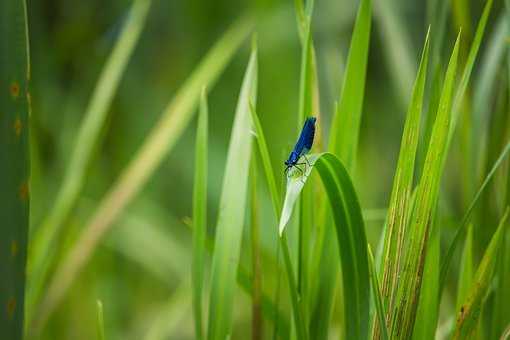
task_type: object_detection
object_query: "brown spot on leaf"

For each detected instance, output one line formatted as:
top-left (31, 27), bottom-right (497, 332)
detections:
top-left (6, 298), bottom-right (16, 319)
top-left (19, 182), bottom-right (29, 201)
top-left (13, 118), bottom-right (22, 137)
top-left (10, 82), bottom-right (20, 98)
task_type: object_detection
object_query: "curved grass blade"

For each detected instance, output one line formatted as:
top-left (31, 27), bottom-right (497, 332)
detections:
top-left (33, 18), bottom-right (253, 332)
top-left (453, 208), bottom-right (510, 339)
top-left (26, 0), bottom-right (152, 319)
top-left (328, 0), bottom-right (371, 169)
top-left (192, 88), bottom-right (208, 340)
top-left (278, 153), bottom-right (370, 339)
top-left (375, 29), bottom-right (430, 340)
top-left (439, 140), bottom-right (510, 292)
top-left (391, 33), bottom-right (460, 340)
top-left (0, 0), bottom-right (30, 338)
top-left (368, 246), bottom-right (389, 340)
top-left (313, 153), bottom-right (370, 340)
top-left (206, 44), bottom-right (257, 340)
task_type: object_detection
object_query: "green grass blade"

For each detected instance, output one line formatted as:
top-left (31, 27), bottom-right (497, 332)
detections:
top-left (328, 0), bottom-right (371, 169)
top-left (207, 44), bottom-right (257, 340)
top-left (26, 0), bottom-right (152, 315)
top-left (96, 300), bottom-right (106, 340)
top-left (249, 104), bottom-right (281, 217)
top-left (192, 88), bottom-right (208, 340)
top-left (280, 233), bottom-right (307, 340)
top-left (33, 18), bottom-right (252, 332)
top-left (277, 152), bottom-right (370, 340)
top-left (453, 208), bottom-right (510, 339)
top-left (368, 246), bottom-right (389, 340)
top-left (249, 105), bottom-right (301, 340)
top-left (0, 0), bottom-right (30, 338)
top-left (313, 153), bottom-right (370, 340)
top-left (249, 153), bottom-right (263, 340)
top-left (376, 29), bottom-right (429, 339)
top-left (391, 33), bottom-right (460, 340)
top-left (439, 140), bottom-right (510, 291)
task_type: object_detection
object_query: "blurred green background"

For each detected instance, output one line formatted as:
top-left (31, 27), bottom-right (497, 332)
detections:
top-left (25, 0), bottom-right (507, 338)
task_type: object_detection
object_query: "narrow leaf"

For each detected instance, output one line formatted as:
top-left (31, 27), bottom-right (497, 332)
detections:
top-left (376, 29), bottom-right (430, 339)
top-left (207, 45), bottom-right (257, 340)
top-left (192, 88), bottom-right (208, 340)
top-left (391, 33), bottom-right (460, 339)
top-left (0, 0), bottom-right (30, 338)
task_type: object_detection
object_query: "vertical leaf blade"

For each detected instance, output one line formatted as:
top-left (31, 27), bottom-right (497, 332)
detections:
top-left (376, 30), bottom-right (430, 339)
top-left (207, 45), bottom-right (258, 340)
top-left (391, 33), bottom-right (461, 339)
top-left (192, 89), bottom-right (208, 340)
top-left (0, 0), bottom-right (30, 338)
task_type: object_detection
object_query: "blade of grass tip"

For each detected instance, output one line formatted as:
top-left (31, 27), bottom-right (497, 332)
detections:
top-left (207, 43), bottom-right (257, 340)
top-left (368, 246), bottom-right (389, 340)
top-left (26, 0), bottom-right (152, 316)
top-left (0, 0), bottom-right (30, 338)
top-left (32, 18), bottom-right (253, 333)
top-left (192, 88), bottom-right (208, 340)
top-left (328, 0), bottom-right (371, 170)
top-left (96, 300), bottom-right (105, 340)
top-left (453, 208), bottom-right (510, 339)
top-left (439, 140), bottom-right (510, 293)
top-left (250, 153), bottom-right (262, 340)
top-left (391, 32), bottom-right (460, 340)
top-left (375, 28), bottom-right (429, 340)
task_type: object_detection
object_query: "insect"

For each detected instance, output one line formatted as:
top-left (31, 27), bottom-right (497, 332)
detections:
top-left (284, 116), bottom-right (317, 177)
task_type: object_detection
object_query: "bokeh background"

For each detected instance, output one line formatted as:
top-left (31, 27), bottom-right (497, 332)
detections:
top-left (26, 0), bottom-right (507, 338)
